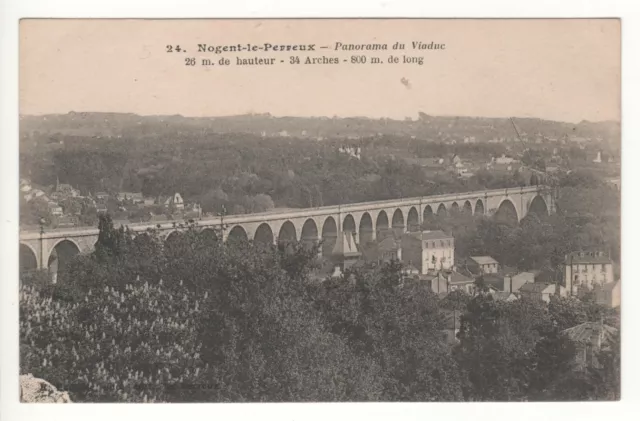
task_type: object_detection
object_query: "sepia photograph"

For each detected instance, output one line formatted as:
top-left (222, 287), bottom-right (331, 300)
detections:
top-left (15, 18), bottom-right (621, 403)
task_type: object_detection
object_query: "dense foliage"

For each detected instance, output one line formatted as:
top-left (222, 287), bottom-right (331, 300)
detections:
top-left (19, 214), bottom-right (620, 402)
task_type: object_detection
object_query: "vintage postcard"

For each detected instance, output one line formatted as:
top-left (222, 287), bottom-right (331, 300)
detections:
top-left (17, 18), bottom-right (620, 403)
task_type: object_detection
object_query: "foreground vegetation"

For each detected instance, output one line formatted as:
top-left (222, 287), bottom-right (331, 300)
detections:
top-left (19, 215), bottom-right (619, 402)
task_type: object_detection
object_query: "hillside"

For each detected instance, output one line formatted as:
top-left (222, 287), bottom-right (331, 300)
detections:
top-left (19, 112), bottom-right (621, 145)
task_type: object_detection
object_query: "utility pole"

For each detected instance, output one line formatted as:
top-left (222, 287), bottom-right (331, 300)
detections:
top-left (39, 217), bottom-right (45, 271)
top-left (218, 205), bottom-right (228, 243)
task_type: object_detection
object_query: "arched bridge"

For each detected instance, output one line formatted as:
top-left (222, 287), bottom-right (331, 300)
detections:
top-left (20, 185), bottom-right (555, 274)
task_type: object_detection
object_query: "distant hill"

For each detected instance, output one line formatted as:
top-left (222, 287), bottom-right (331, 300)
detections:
top-left (19, 112), bottom-right (621, 145)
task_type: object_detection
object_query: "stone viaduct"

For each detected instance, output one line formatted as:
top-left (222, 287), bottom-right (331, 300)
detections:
top-left (19, 185), bottom-right (554, 275)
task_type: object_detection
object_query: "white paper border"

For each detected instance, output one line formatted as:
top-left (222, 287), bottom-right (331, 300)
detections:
top-left (2, 1), bottom-right (639, 420)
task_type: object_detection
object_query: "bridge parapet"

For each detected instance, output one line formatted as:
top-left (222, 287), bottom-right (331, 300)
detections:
top-left (19, 186), bottom-right (552, 272)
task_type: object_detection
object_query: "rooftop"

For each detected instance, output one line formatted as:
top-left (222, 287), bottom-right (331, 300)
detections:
top-left (565, 252), bottom-right (613, 265)
top-left (469, 256), bottom-right (499, 265)
top-left (449, 271), bottom-right (474, 284)
top-left (405, 230), bottom-right (453, 241)
top-left (490, 291), bottom-right (517, 302)
top-left (378, 235), bottom-right (401, 252)
top-left (519, 282), bottom-right (555, 293)
top-left (562, 322), bottom-right (618, 345)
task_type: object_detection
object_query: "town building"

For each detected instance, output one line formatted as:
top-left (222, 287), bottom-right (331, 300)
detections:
top-left (488, 291), bottom-right (518, 302)
top-left (47, 202), bottom-right (63, 216)
top-left (493, 154), bottom-right (518, 165)
top-left (518, 282), bottom-right (567, 303)
top-left (562, 322), bottom-right (618, 371)
top-left (361, 235), bottom-right (401, 265)
top-left (401, 230), bottom-right (454, 274)
top-left (503, 271), bottom-right (536, 293)
top-left (95, 192), bottom-right (110, 201)
top-left (117, 192), bottom-right (144, 203)
top-left (338, 146), bottom-right (362, 160)
top-left (564, 251), bottom-right (614, 296)
top-left (593, 280), bottom-right (621, 308)
top-left (482, 270), bottom-right (534, 293)
top-left (164, 193), bottom-right (185, 211)
top-left (429, 270), bottom-right (475, 295)
top-left (467, 256), bottom-right (499, 274)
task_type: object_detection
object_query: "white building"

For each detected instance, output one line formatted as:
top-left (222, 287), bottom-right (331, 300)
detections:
top-left (494, 154), bottom-right (517, 165)
top-left (467, 256), bottom-right (499, 274)
top-left (164, 193), bottom-right (185, 211)
top-left (564, 251), bottom-right (615, 296)
top-left (402, 230), bottom-right (455, 274)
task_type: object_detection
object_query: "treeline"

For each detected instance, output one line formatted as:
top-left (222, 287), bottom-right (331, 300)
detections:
top-left (19, 215), bottom-right (619, 402)
top-left (19, 112), bottom-right (621, 143)
top-left (21, 134), bottom-right (525, 213)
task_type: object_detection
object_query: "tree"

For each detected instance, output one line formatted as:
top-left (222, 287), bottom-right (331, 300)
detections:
top-left (310, 261), bottom-right (465, 401)
top-left (455, 296), bottom-right (553, 401)
top-left (23, 223), bottom-right (383, 402)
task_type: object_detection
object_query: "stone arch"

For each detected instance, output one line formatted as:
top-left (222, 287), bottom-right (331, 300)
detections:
top-left (528, 195), bottom-right (549, 217)
top-left (199, 228), bottom-right (219, 245)
top-left (474, 199), bottom-right (485, 216)
top-left (277, 221), bottom-right (297, 254)
top-left (437, 203), bottom-right (448, 217)
top-left (164, 230), bottom-right (183, 246)
top-left (227, 225), bottom-right (249, 243)
top-left (343, 214), bottom-right (357, 235)
top-left (375, 210), bottom-right (390, 240)
top-left (407, 207), bottom-right (420, 232)
top-left (495, 199), bottom-right (519, 226)
top-left (422, 205), bottom-right (435, 229)
top-left (321, 217), bottom-right (338, 257)
top-left (47, 239), bottom-right (80, 283)
top-left (20, 243), bottom-right (38, 272)
top-left (164, 230), bottom-right (188, 255)
top-left (278, 221), bottom-right (297, 245)
top-left (359, 212), bottom-right (374, 245)
top-left (423, 205), bottom-right (434, 219)
top-left (301, 218), bottom-right (319, 250)
top-left (463, 200), bottom-right (473, 215)
top-left (392, 208), bottom-right (405, 236)
top-left (450, 202), bottom-right (460, 214)
top-left (254, 223), bottom-right (275, 245)
top-left (133, 232), bottom-right (154, 248)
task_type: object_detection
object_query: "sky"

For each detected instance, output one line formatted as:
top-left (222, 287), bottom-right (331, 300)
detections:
top-left (19, 19), bottom-right (620, 123)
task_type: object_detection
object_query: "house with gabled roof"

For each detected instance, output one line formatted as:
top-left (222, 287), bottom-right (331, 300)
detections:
top-left (467, 256), bottom-right (499, 274)
top-left (562, 322), bottom-right (618, 370)
top-left (518, 282), bottom-right (567, 303)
